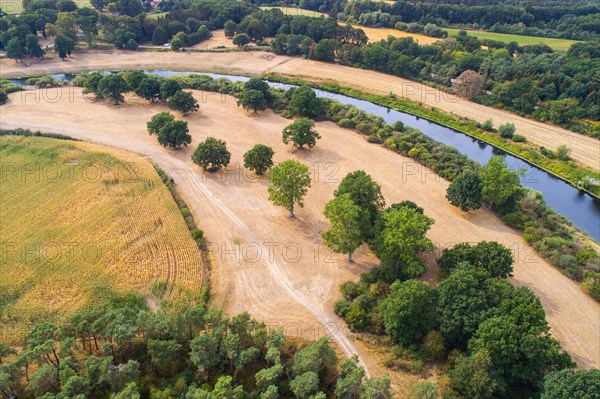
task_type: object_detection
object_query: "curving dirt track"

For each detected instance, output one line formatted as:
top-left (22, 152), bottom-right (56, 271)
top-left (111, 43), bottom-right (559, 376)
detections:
top-left (1, 51), bottom-right (598, 170)
top-left (1, 88), bottom-right (598, 377)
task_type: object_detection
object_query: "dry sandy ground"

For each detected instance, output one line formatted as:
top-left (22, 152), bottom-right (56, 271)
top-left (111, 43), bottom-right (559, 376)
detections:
top-left (344, 23), bottom-right (440, 45)
top-left (191, 29), bottom-right (234, 50)
top-left (1, 51), bottom-right (597, 170)
top-left (1, 89), bottom-right (598, 379)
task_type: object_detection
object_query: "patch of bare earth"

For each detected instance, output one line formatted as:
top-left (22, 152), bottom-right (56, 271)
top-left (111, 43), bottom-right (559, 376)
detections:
top-left (2, 89), bottom-right (598, 386)
top-left (1, 51), bottom-right (596, 170)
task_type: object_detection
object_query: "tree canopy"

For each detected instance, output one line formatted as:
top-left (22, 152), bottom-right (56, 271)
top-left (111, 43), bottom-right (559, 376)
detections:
top-left (267, 159), bottom-right (311, 218)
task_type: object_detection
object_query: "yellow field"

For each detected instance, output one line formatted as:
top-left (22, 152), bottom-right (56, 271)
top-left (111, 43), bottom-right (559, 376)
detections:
top-left (260, 6), bottom-right (327, 18)
top-left (0, 135), bottom-right (204, 343)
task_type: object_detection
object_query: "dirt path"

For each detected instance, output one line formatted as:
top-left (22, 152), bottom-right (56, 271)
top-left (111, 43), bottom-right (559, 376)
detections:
top-left (1, 89), bottom-right (598, 377)
top-left (1, 51), bottom-right (597, 170)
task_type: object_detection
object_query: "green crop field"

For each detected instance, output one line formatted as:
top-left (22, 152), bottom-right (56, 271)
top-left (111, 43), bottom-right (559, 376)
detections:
top-left (443, 28), bottom-right (579, 51)
top-left (0, 136), bottom-right (204, 344)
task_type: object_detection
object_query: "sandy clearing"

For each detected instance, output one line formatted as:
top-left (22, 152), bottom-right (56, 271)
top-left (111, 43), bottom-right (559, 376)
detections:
top-left (343, 23), bottom-right (440, 45)
top-left (191, 29), bottom-right (235, 50)
top-left (1, 51), bottom-right (597, 170)
top-left (2, 88), bottom-right (598, 375)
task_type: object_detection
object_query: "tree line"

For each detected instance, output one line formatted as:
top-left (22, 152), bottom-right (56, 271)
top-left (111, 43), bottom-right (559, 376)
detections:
top-left (0, 290), bottom-right (392, 398)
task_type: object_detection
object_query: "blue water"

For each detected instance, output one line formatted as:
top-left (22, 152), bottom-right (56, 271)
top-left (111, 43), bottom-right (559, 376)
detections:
top-left (11, 71), bottom-right (600, 240)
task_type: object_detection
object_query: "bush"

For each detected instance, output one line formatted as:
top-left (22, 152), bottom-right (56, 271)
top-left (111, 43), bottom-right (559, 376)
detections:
top-left (583, 271), bottom-right (600, 301)
top-left (338, 118), bottom-right (355, 128)
top-left (422, 331), bottom-right (446, 361)
top-left (498, 122), bottom-right (516, 139)
top-left (0, 90), bottom-right (7, 104)
top-left (512, 134), bottom-right (526, 142)
top-left (334, 300), bottom-right (351, 317)
top-left (555, 145), bottom-right (572, 161)
top-left (191, 229), bottom-right (204, 242)
top-left (481, 119), bottom-right (494, 131)
top-left (126, 38), bottom-right (139, 50)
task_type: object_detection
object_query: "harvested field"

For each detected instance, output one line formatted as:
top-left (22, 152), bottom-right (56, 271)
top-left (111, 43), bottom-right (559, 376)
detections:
top-left (1, 51), bottom-right (596, 170)
top-left (1, 88), bottom-right (598, 379)
top-left (443, 28), bottom-right (579, 51)
top-left (0, 135), bottom-right (204, 343)
top-left (342, 23), bottom-right (440, 45)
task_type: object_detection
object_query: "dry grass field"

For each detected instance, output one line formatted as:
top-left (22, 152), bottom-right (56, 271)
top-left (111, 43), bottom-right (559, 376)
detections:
top-left (1, 51), bottom-right (596, 170)
top-left (1, 88), bottom-right (598, 387)
top-left (0, 136), bottom-right (204, 343)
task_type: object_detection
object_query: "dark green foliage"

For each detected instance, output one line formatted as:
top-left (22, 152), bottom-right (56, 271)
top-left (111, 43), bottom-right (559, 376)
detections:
top-left (157, 120), bottom-right (192, 148)
top-left (97, 74), bottom-right (131, 104)
top-left (232, 32), bottom-right (250, 46)
top-left (287, 85), bottom-right (323, 118)
top-left (243, 144), bottom-right (274, 175)
top-left (159, 79), bottom-right (182, 102)
top-left (192, 137), bottom-right (231, 172)
top-left (136, 77), bottom-right (162, 102)
top-left (237, 89), bottom-right (267, 113)
top-left (437, 241), bottom-right (514, 278)
top-left (167, 91), bottom-right (199, 115)
top-left (282, 117), bottom-right (322, 149)
top-left (541, 369), bottom-right (600, 399)
top-left (334, 170), bottom-right (385, 228)
top-left (446, 169), bottom-right (483, 211)
top-left (379, 279), bottom-right (437, 346)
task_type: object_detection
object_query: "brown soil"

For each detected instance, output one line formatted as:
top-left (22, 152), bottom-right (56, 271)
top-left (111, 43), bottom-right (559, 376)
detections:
top-left (2, 89), bottom-right (598, 382)
top-left (1, 51), bottom-right (597, 170)
top-left (343, 23), bottom-right (440, 45)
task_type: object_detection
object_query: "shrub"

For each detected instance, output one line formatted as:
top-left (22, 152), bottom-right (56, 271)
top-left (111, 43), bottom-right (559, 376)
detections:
top-left (338, 118), bottom-right (355, 128)
top-left (555, 145), bottom-right (572, 161)
top-left (583, 271), bottom-right (600, 301)
top-left (512, 134), bottom-right (526, 142)
top-left (334, 300), bottom-right (351, 317)
top-left (422, 331), bottom-right (446, 361)
top-left (481, 119), bottom-right (494, 131)
top-left (498, 122), bottom-right (516, 139)
top-left (0, 90), bottom-right (7, 104)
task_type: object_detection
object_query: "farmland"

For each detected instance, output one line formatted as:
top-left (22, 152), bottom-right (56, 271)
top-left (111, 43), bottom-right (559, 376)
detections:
top-left (0, 135), bottom-right (205, 343)
top-left (443, 28), bottom-right (579, 51)
top-left (1, 87), bottom-right (598, 377)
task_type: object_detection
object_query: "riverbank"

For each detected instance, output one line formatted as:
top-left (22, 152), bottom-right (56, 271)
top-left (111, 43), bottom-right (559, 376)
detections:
top-left (266, 74), bottom-right (600, 199)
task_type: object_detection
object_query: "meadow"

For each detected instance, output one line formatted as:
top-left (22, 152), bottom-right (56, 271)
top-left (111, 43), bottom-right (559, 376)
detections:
top-left (0, 135), bottom-right (204, 343)
top-left (443, 27), bottom-right (579, 50)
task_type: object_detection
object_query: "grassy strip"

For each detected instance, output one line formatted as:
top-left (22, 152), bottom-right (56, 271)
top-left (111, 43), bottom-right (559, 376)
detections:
top-left (265, 74), bottom-right (600, 198)
top-left (153, 165), bottom-right (211, 296)
top-left (0, 128), bottom-right (78, 141)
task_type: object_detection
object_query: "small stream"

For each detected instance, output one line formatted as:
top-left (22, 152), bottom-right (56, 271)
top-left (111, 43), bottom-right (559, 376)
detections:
top-left (11, 70), bottom-right (600, 240)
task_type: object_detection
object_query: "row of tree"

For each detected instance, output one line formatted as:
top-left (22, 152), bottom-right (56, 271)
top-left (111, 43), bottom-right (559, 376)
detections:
top-left (0, 291), bottom-right (392, 398)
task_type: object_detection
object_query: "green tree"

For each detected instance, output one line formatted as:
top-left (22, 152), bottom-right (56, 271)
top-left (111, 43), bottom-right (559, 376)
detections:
top-left (282, 118), bottom-right (321, 149)
top-left (0, 90), bottom-right (7, 105)
top-left (334, 355), bottom-right (365, 399)
top-left (267, 159), bottom-right (311, 218)
top-left (541, 369), bottom-right (600, 399)
top-left (446, 169), bottom-right (483, 211)
top-left (97, 74), bottom-right (131, 104)
top-left (6, 38), bottom-right (25, 62)
top-left (157, 120), bottom-right (192, 148)
top-left (376, 206), bottom-right (434, 277)
top-left (136, 77), bottom-right (162, 102)
top-left (335, 170), bottom-right (385, 228)
top-left (379, 279), bottom-right (436, 346)
top-left (147, 339), bottom-right (181, 373)
top-left (237, 89), bottom-right (267, 113)
top-left (292, 337), bottom-right (337, 378)
top-left (159, 79), bottom-right (182, 102)
top-left (125, 38), bottom-right (138, 50)
top-left (54, 34), bottom-right (75, 60)
top-left (147, 112), bottom-right (175, 135)
top-left (233, 33), bottom-right (250, 47)
top-left (449, 350), bottom-right (498, 399)
top-left (113, 382), bottom-right (140, 399)
top-left (361, 375), bottom-right (392, 399)
top-left (322, 193), bottom-right (369, 261)
top-left (290, 371), bottom-right (319, 399)
top-left (224, 20), bottom-right (237, 38)
top-left (192, 137), bottom-right (231, 172)
top-left (437, 265), bottom-right (504, 348)
top-left (469, 314), bottom-right (574, 390)
top-left (243, 144), bottom-right (274, 175)
top-left (546, 98), bottom-right (580, 125)
top-left (438, 241), bottom-right (514, 278)
top-left (480, 156), bottom-right (522, 209)
top-left (288, 86), bottom-right (322, 118)
top-left (167, 91), bottom-right (199, 115)
top-left (26, 34), bottom-right (44, 58)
